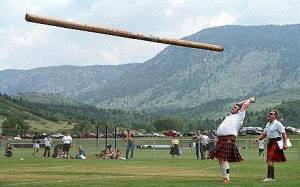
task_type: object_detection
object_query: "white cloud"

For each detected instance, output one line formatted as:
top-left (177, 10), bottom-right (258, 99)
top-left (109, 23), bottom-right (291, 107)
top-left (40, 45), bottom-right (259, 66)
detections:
top-left (209, 11), bottom-right (236, 27)
top-left (9, 28), bottom-right (44, 46)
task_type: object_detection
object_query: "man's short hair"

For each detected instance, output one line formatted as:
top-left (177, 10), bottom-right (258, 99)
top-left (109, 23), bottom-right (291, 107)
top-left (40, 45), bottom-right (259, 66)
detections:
top-left (271, 111), bottom-right (278, 118)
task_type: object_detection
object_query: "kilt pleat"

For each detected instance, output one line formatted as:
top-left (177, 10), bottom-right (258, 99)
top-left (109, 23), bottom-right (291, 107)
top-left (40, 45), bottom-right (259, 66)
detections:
top-left (209, 135), bottom-right (243, 162)
top-left (267, 139), bottom-right (286, 162)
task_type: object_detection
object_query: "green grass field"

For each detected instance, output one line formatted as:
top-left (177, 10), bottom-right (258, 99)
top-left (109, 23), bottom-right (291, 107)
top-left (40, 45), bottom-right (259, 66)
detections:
top-left (1, 138), bottom-right (300, 187)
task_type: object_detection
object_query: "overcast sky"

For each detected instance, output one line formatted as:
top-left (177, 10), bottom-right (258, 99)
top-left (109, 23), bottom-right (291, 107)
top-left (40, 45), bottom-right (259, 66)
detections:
top-left (0, 0), bottom-right (299, 70)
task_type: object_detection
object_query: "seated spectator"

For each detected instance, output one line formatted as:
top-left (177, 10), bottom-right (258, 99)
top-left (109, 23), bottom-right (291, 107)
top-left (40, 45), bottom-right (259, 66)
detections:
top-left (75, 146), bottom-right (86, 160)
top-left (52, 144), bottom-right (64, 158)
top-left (4, 144), bottom-right (13, 157)
top-left (102, 145), bottom-right (115, 159)
top-left (115, 149), bottom-right (126, 160)
top-left (93, 145), bottom-right (125, 160)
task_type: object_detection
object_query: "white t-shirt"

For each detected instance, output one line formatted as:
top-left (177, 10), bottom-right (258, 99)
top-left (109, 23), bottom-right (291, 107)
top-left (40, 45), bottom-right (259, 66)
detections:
top-left (201, 135), bottom-right (209, 145)
top-left (44, 137), bottom-right (52, 147)
top-left (216, 110), bottom-right (246, 137)
top-left (62, 135), bottom-right (72, 144)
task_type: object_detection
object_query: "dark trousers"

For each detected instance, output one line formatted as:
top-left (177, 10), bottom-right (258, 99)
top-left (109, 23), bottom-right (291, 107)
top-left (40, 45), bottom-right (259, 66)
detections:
top-left (126, 140), bottom-right (134, 160)
top-left (44, 146), bottom-right (51, 158)
top-left (196, 143), bottom-right (204, 160)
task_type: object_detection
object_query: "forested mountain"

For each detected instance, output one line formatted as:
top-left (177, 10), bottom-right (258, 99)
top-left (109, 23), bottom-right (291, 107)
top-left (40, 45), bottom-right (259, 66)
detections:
top-left (0, 64), bottom-right (137, 96)
top-left (79, 24), bottom-right (300, 113)
top-left (0, 24), bottom-right (299, 118)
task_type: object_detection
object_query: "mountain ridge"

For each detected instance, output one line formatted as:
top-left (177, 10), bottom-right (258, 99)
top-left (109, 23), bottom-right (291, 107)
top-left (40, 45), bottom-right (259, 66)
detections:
top-left (0, 24), bottom-right (299, 117)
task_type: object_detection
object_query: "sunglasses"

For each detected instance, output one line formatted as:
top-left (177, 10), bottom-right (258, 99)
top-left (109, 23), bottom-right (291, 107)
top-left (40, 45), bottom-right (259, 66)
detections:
top-left (269, 112), bottom-right (275, 115)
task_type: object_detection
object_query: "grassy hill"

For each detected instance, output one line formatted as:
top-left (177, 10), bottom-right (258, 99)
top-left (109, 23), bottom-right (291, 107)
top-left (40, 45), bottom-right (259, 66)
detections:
top-left (0, 94), bottom-right (158, 133)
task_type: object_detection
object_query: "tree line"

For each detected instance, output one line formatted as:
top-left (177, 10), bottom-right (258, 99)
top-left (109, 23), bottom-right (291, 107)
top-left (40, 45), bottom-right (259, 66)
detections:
top-left (1, 93), bottom-right (300, 136)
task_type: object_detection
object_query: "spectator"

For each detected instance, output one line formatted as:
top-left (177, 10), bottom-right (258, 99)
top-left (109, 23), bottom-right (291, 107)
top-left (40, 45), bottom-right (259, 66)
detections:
top-left (201, 132), bottom-right (210, 159)
top-left (75, 145), bottom-right (86, 160)
top-left (256, 139), bottom-right (265, 159)
top-left (170, 136), bottom-right (181, 159)
top-left (43, 134), bottom-right (52, 158)
top-left (52, 144), bottom-right (64, 158)
top-left (62, 132), bottom-right (72, 158)
top-left (4, 144), bottom-right (13, 157)
top-left (192, 131), bottom-right (203, 160)
top-left (124, 130), bottom-right (134, 160)
top-left (32, 132), bottom-right (40, 157)
top-left (116, 148), bottom-right (126, 160)
top-left (207, 130), bottom-right (217, 159)
top-left (101, 145), bottom-right (114, 159)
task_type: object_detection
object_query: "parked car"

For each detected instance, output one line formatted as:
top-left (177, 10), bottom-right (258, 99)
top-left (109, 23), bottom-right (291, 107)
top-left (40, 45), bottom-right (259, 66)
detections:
top-left (21, 133), bottom-right (32, 139)
top-left (134, 132), bottom-right (145, 137)
top-left (84, 132), bottom-right (96, 138)
top-left (286, 126), bottom-right (300, 134)
top-left (239, 126), bottom-right (263, 135)
top-left (13, 136), bottom-right (22, 140)
top-left (52, 133), bottom-right (64, 139)
top-left (183, 132), bottom-right (196, 137)
top-left (163, 130), bottom-right (180, 137)
top-left (144, 132), bottom-right (164, 137)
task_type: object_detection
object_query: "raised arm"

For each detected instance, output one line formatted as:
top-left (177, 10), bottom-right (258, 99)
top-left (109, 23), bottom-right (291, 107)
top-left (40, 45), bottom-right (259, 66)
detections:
top-left (239, 96), bottom-right (255, 112)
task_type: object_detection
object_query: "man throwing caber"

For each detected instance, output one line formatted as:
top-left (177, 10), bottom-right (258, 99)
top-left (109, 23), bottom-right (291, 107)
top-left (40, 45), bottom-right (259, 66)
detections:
top-left (210, 96), bottom-right (255, 184)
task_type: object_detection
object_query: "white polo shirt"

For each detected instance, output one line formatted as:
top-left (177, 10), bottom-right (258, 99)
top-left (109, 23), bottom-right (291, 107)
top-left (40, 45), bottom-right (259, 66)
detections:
top-left (263, 120), bottom-right (285, 139)
top-left (216, 110), bottom-right (246, 137)
top-left (62, 135), bottom-right (72, 144)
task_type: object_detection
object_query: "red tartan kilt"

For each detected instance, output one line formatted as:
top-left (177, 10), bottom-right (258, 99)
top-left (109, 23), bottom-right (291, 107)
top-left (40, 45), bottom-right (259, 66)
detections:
top-left (267, 140), bottom-right (286, 162)
top-left (209, 135), bottom-right (243, 162)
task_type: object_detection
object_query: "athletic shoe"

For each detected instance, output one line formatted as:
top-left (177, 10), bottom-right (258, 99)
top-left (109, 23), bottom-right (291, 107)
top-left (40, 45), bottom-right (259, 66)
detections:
top-left (263, 178), bottom-right (276, 182)
top-left (223, 178), bottom-right (230, 184)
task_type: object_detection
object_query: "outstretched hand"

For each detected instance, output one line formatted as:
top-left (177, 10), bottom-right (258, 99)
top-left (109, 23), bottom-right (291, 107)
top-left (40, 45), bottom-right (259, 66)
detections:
top-left (253, 139), bottom-right (259, 144)
top-left (249, 96), bottom-right (256, 103)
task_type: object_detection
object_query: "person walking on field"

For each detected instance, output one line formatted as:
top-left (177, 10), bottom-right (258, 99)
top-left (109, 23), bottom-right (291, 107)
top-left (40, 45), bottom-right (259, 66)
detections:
top-left (210, 96), bottom-right (255, 184)
top-left (32, 132), bottom-right (40, 157)
top-left (62, 132), bottom-right (72, 158)
top-left (193, 131), bottom-right (202, 160)
top-left (44, 134), bottom-right (52, 158)
top-left (256, 139), bottom-right (265, 159)
top-left (255, 111), bottom-right (288, 182)
top-left (170, 135), bottom-right (181, 159)
top-left (201, 132), bottom-right (209, 159)
top-left (124, 130), bottom-right (134, 160)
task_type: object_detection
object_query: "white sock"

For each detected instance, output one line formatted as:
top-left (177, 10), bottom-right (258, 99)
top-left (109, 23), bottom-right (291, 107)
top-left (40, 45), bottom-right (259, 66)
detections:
top-left (224, 162), bottom-right (230, 180)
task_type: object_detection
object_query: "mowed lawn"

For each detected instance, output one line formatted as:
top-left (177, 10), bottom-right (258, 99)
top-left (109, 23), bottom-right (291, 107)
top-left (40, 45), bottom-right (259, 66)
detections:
top-left (0, 146), bottom-right (300, 187)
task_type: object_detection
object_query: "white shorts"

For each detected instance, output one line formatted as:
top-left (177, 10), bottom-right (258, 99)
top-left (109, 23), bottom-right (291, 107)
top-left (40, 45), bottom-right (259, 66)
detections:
top-left (33, 143), bottom-right (40, 149)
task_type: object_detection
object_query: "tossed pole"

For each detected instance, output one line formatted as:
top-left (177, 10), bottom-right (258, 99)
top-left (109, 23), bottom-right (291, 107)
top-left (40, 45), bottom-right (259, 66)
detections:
top-left (25, 13), bottom-right (224, 52)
